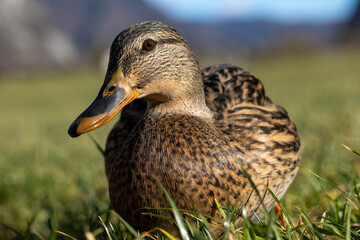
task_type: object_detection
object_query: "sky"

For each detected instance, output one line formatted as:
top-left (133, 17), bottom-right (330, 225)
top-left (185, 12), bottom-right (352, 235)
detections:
top-left (143, 0), bottom-right (356, 24)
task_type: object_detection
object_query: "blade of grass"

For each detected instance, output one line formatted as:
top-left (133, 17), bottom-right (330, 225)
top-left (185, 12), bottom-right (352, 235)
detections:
top-left (270, 222), bottom-right (282, 240)
top-left (192, 231), bottom-right (208, 240)
top-left (111, 215), bottom-right (144, 240)
top-left (322, 216), bottom-right (360, 237)
top-left (185, 218), bottom-right (195, 237)
top-left (32, 230), bottom-right (47, 240)
top-left (342, 144), bottom-right (360, 156)
top-left (141, 212), bottom-right (175, 221)
top-left (353, 178), bottom-right (360, 202)
top-left (56, 231), bottom-right (79, 240)
top-left (108, 222), bottom-right (115, 235)
top-left (214, 198), bottom-right (227, 219)
top-left (85, 232), bottom-right (96, 240)
top-left (240, 167), bottom-right (267, 211)
top-left (0, 222), bottom-right (23, 237)
top-left (301, 166), bottom-right (360, 210)
top-left (142, 207), bottom-right (214, 219)
top-left (155, 178), bottom-right (190, 240)
top-left (88, 134), bottom-right (105, 156)
top-left (297, 207), bottom-right (326, 240)
top-left (313, 222), bottom-right (342, 237)
top-left (141, 227), bottom-right (177, 240)
top-left (345, 205), bottom-right (352, 240)
top-left (264, 204), bottom-right (281, 240)
top-left (48, 211), bottom-right (58, 240)
top-left (198, 214), bottom-right (216, 240)
top-left (98, 216), bottom-right (114, 240)
top-left (91, 227), bottom-right (104, 238)
top-left (239, 166), bottom-right (273, 226)
top-left (221, 196), bottom-right (235, 240)
top-left (265, 187), bottom-right (300, 240)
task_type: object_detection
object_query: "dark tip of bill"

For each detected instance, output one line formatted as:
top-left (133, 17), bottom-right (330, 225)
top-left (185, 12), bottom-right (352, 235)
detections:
top-left (68, 122), bottom-right (80, 138)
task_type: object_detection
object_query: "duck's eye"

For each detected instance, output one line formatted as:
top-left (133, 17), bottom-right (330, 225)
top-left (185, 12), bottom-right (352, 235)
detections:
top-left (142, 39), bottom-right (156, 51)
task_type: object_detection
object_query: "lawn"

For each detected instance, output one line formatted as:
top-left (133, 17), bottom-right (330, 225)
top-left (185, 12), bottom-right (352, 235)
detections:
top-left (0, 47), bottom-right (360, 239)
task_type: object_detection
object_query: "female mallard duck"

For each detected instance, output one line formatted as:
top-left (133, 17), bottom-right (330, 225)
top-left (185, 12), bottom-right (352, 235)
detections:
top-left (68, 21), bottom-right (300, 231)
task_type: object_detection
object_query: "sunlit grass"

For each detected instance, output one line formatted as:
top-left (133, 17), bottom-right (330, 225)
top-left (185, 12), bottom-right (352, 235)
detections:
top-left (0, 69), bottom-right (114, 238)
top-left (0, 47), bottom-right (360, 238)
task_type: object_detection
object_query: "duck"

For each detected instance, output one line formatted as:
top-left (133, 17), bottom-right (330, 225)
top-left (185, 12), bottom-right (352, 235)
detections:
top-left (68, 21), bottom-right (300, 231)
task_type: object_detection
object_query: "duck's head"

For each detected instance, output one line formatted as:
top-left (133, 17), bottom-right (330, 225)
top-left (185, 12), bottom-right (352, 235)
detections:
top-left (68, 21), bottom-right (209, 138)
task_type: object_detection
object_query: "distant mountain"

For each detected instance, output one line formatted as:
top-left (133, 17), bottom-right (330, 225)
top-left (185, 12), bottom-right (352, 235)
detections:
top-left (0, 0), bottom-right (341, 73)
top-left (175, 21), bottom-right (339, 58)
top-left (0, 0), bottom-right (78, 72)
top-left (45, 0), bottom-right (173, 52)
top-left (45, 0), bottom-right (340, 58)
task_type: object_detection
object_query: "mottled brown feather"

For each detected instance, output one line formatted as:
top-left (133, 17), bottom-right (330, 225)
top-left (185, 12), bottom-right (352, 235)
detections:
top-left (105, 64), bottom-right (300, 230)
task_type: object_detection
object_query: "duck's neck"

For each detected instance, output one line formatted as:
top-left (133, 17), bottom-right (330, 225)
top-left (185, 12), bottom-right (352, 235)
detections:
top-left (147, 97), bottom-right (212, 118)
top-left (144, 69), bottom-right (212, 118)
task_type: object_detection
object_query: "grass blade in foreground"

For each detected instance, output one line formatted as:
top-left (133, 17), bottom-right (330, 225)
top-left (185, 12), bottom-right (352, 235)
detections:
top-left (301, 166), bottom-right (360, 210)
top-left (345, 205), bottom-right (352, 240)
top-left (297, 208), bottom-right (326, 240)
top-left (102, 215), bottom-right (144, 240)
top-left (265, 187), bottom-right (300, 240)
top-left (155, 178), bottom-right (190, 240)
top-left (56, 231), bottom-right (78, 240)
top-left (221, 196), bottom-right (236, 240)
top-left (99, 216), bottom-right (114, 240)
top-left (342, 144), bottom-right (360, 157)
top-left (88, 134), bottom-right (105, 156)
top-left (141, 227), bottom-right (177, 240)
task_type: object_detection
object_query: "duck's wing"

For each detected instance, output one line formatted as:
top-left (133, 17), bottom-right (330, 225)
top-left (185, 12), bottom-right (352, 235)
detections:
top-left (202, 64), bottom-right (272, 120)
top-left (202, 63), bottom-right (300, 155)
top-left (203, 64), bottom-right (300, 213)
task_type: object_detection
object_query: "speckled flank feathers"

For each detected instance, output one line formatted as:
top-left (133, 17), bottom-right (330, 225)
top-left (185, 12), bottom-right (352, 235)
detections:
top-left (92, 21), bottom-right (300, 231)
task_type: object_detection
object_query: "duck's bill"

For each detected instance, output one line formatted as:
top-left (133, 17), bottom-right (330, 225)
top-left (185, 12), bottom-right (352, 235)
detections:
top-left (68, 68), bottom-right (139, 138)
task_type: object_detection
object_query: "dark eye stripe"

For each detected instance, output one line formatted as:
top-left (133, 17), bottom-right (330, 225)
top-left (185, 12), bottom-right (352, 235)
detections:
top-left (108, 86), bottom-right (116, 92)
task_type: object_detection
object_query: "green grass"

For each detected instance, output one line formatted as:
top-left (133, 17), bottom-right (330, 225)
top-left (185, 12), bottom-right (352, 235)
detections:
top-left (1, 47), bottom-right (360, 239)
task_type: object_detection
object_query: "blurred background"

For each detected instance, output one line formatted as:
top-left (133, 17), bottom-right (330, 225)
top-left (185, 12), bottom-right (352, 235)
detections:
top-left (1, 0), bottom-right (360, 238)
top-left (1, 0), bottom-right (359, 72)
